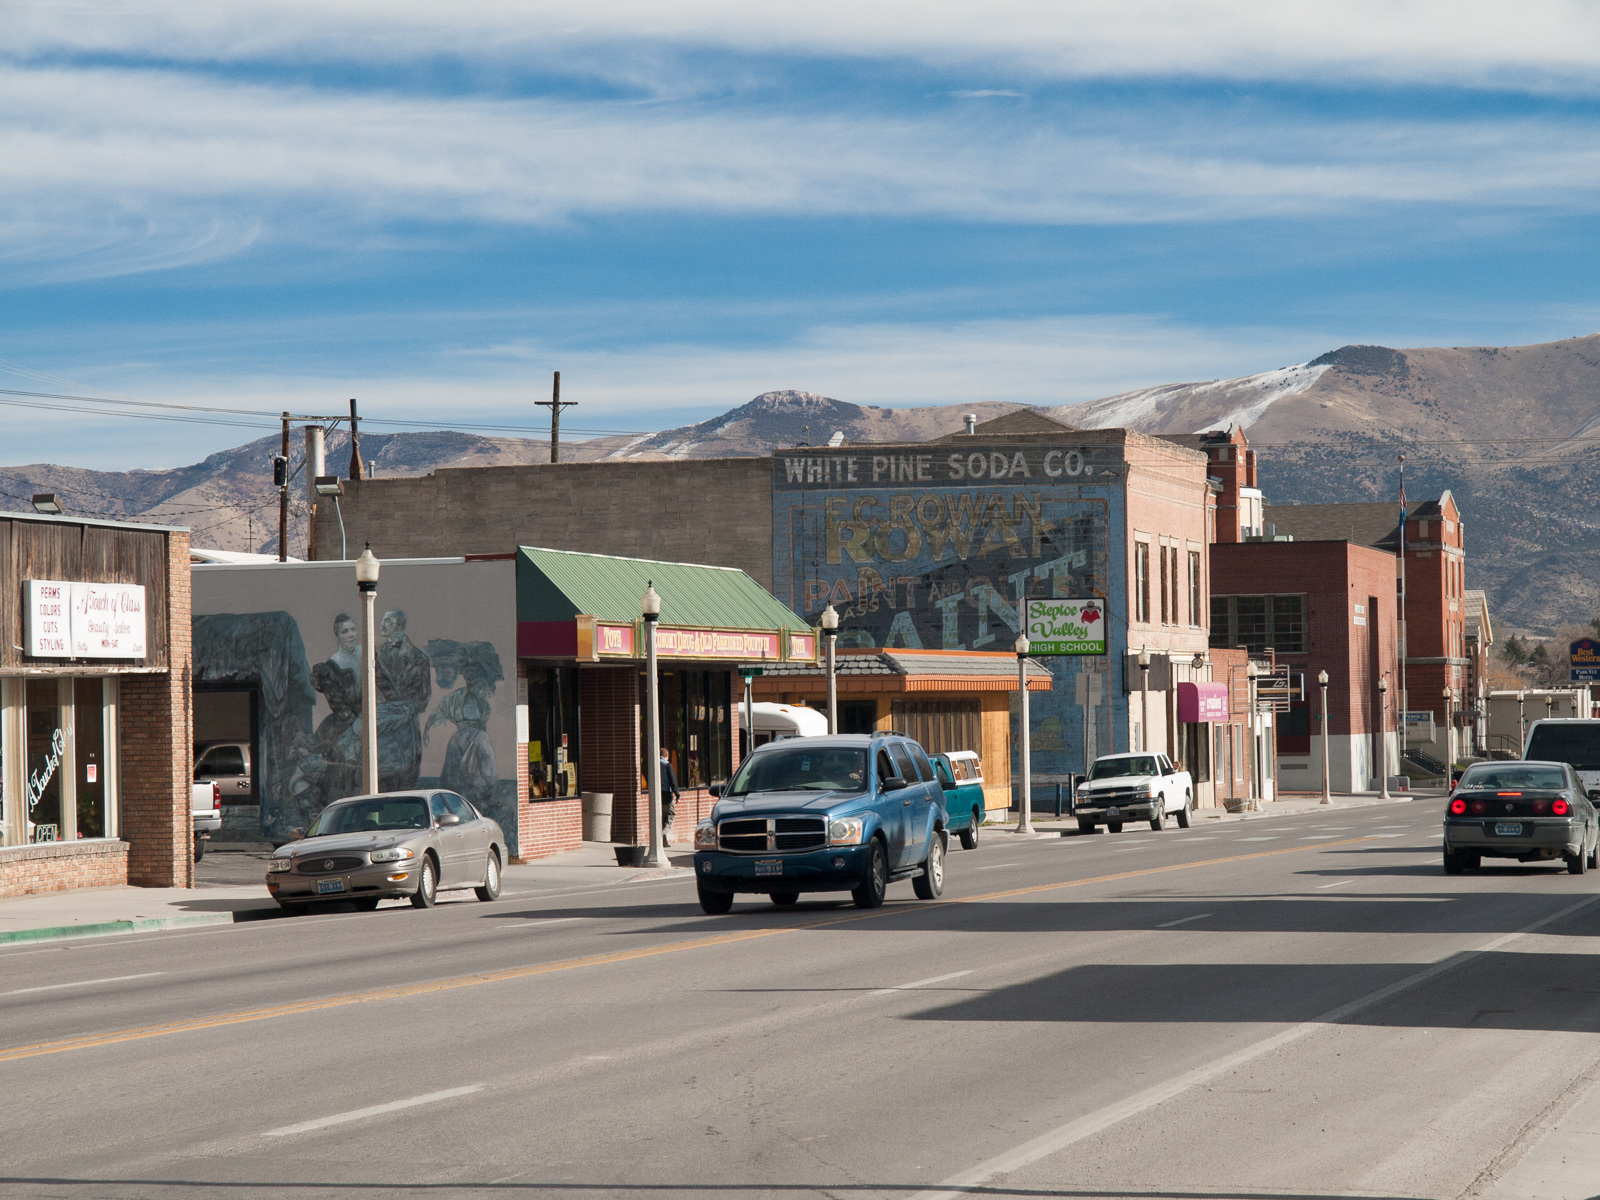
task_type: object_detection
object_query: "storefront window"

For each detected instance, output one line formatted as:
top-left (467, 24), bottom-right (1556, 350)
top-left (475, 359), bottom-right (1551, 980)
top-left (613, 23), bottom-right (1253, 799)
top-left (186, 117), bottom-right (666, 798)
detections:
top-left (25, 679), bottom-right (65, 843)
top-left (75, 679), bottom-right (108, 838)
top-left (645, 668), bottom-right (732, 790)
top-left (527, 667), bottom-right (580, 800)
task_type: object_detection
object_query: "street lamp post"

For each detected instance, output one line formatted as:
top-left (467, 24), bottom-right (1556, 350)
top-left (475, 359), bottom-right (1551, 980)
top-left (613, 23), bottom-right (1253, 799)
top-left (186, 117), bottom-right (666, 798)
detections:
top-left (1137, 647), bottom-right (1151, 753)
top-left (1319, 670), bottom-right (1331, 805)
top-left (1016, 634), bottom-right (1033, 834)
top-left (354, 546), bottom-right (380, 794)
top-left (1518, 690), bottom-right (1527, 753)
top-left (1444, 687), bottom-right (1455, 778)
top-left (821, 604), bottom-right (839, 735)
top-left (642, 583), bottom-right (669, 869)
top-left (1378, 677), bottom-right (1391, 800)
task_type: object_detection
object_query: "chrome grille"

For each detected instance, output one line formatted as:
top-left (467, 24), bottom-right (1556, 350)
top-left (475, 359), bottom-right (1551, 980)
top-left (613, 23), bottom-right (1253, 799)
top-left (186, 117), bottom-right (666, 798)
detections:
top-left (718, 816), bottom-right (826, 854)
top-left (297, 855), bottom-right (365, 874)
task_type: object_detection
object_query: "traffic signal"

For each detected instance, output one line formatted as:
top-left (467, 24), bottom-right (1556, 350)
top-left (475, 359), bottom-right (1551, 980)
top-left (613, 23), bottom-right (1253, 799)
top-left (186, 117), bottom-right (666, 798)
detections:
top-left (272, 455), bottom-right (288, 488)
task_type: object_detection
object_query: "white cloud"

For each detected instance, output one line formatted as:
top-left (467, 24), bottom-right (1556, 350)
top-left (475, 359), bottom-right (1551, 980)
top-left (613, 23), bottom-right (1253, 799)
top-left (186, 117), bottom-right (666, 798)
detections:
top-left (8, 2), bottom-right (1600, 90)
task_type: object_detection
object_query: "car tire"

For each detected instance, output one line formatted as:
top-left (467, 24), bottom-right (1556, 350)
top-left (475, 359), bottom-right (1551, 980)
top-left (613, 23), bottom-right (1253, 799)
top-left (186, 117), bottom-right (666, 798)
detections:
top-left (193, 838), bottom-right (206, 863)
top-left (959, 810), bottom-right (980, 850)
top-left (1107, 821), bottom-right (1124, 834)
top-left (1463, 850), bottom-right (1481, 869)
top-left (353, 897), bottom-right (380, 911)
top-left (1149, 801), bottom-right (1166, 832)
top-left (410, 856), bottom-right (438, 908)
top-left (913, 833), bottom-right (946, 900)
top-left (1176, 793), bottom-right (1192, 829)
top-left (1589, 841), bottom-right (1598, 870)
top-left (1443, 847), bottom-right (1463, 874)
top-left (698, 884), bottom-right (734, 914)
top-left (853, 839), bottom-right (889, 909)
top-left (770, 891), bottom-right (799, 906)
top-left (1077, 818), bottom-right (1096, 835)
top-left (1568, 849), bottom-right (1587, 875)
top-left (474, 850), bottom-right (502, 902)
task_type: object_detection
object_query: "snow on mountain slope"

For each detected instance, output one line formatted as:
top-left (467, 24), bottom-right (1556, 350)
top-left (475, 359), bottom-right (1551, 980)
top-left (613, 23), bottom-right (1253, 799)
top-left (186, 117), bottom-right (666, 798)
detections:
top-left (1048, 362), bottom-right (1330, 433)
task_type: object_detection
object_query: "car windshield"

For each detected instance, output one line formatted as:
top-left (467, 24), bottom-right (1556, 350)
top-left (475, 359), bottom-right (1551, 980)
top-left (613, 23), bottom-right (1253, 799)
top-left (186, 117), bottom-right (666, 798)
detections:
top-left (727, 747), bottom-right (867, 794)
top-left (1459, 765), bottom-right (1569, 791)
top-left (1524, 725), bottom-right (1600, 771)
top-left (306, 797), bottom-right (430, 836)
top-left (1089, 756), bottom-right (1159, 779)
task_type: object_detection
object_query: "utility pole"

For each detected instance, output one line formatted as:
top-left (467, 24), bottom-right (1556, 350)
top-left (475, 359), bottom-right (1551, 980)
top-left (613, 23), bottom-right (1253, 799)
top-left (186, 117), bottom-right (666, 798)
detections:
top-left (1398, 452), bottom-right (1408, 761)
top-left (305, 424), bottom-right (326, 561)
top-left (278, 412), bottom-right (290, 562)
top-left (348, 398), bottom-right (364, 480)
top-left (535, 371), bottom-right (576, 464)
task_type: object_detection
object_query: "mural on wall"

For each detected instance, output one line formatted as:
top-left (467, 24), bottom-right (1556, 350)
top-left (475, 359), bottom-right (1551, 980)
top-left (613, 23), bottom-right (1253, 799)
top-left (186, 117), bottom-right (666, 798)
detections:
top-left (771, 443), bottom-right (1127, 779)
top-left (193, 562), bottom-right (518, 847)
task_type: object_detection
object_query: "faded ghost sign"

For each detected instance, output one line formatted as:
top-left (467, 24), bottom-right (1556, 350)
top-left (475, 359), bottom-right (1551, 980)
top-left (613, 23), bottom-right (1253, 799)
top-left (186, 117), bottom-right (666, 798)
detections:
top-left (772, 444), bottom-right (1116, 651)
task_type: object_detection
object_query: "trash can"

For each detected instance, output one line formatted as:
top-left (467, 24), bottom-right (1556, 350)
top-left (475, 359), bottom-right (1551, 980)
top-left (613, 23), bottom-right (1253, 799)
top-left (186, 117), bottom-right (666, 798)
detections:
top-left (581, 792), bottom-right (613, 843)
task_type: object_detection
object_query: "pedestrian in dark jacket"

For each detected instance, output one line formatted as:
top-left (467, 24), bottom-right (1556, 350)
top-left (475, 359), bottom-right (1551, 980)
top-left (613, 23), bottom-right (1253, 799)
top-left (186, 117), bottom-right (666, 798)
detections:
top-left (660, 751), bottom-right (681, 844)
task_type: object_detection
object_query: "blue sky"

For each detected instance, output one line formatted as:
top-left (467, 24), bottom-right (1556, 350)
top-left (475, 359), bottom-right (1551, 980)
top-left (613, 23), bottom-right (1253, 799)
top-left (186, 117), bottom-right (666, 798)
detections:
top-left (5, 2), bottom-right (1600, 468)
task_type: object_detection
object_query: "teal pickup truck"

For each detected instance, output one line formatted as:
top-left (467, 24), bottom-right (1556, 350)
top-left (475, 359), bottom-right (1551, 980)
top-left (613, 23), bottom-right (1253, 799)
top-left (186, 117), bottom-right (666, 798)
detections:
top-left (932, 751), bottom-right (986, 849)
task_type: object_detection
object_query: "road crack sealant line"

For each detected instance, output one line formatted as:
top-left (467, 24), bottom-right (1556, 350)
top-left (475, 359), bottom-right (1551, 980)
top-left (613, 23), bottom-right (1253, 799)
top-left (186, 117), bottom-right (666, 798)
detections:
top-left (906, 891), bottom-right (1600, 1200)
top-left (0, 836), bottom-right (1375, 1065)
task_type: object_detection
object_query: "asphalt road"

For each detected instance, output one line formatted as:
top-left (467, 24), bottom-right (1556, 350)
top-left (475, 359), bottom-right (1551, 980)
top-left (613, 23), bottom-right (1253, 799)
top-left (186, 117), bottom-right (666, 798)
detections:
top-left (4, 800), bottom-right (1599, 1200)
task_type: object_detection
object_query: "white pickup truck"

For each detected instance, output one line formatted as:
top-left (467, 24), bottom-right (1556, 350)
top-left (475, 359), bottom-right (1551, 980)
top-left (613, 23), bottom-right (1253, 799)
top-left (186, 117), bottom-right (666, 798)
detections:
top-left (1073, 751), bottom-right (1193, 834)
top-left (192, 780), bottom-right (221, 861)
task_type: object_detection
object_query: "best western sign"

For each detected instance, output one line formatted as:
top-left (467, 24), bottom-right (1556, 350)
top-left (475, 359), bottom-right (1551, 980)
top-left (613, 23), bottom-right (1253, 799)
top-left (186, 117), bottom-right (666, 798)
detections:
top-left (25, 580), bottom-right (148, 659)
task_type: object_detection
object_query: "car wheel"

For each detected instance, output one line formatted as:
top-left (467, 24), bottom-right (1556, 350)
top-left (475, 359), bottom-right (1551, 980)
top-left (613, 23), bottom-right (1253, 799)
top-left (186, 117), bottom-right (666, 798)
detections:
top-left (1176, 793), bottom-right (1192, 829)
top-left (852, 838), bottom-right (889, 909)
top-left (1589, 842), bottom-right (1598, 870)
top-left (1568, 849), bottom-right (1587, 875)
top-left (410, 856), bottom-right (438, 908)
top-left (353, 897), bottom-right (380, 911)
top-left (1077, 817), bottom-right (1096, 835)
top-left (1107, 821), bottom-right (1124, 834)
top-left (193, 838), bottom-right (206, 863)
top-left (474, 850), bottom-right (502, 902)
top-left (913, 833), bottom-right (946, 900)
top-left (1149, 800), bottom-right (1166, 832)
top-left (1443, 847), bottom-right (1463, 875)
top-left (698, 884), bottom-right (734, 914)
top-left (959, 809), bottom-right (980, 851)
top-left (1463, 850), bottom-right (1482, 870)
top-left (770, 891), bottom-right (799, 906)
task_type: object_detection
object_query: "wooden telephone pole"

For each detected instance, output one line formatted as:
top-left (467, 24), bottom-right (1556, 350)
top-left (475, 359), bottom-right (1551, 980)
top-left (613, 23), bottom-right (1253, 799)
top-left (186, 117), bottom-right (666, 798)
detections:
top-left (534, 371), bottom-right (576, 463)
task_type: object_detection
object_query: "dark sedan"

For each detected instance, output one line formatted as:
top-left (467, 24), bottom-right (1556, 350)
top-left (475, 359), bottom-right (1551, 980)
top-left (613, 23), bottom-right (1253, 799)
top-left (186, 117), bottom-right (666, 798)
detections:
top-left (1442, 761), bottom-right (1599, 875)
top-left (266, 790), bottom-right (507, 913)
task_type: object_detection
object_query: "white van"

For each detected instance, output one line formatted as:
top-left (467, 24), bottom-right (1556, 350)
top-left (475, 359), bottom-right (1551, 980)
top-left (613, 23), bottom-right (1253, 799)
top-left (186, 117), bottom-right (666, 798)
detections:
top-left (743, 702), bottom-right (829, 754)
top-left (1524, 720), bottom-right (1600, 798)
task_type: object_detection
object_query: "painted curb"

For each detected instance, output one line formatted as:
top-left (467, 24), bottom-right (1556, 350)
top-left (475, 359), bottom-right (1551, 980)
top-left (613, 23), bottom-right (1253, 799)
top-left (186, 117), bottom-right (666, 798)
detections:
top-left (0, 912), bottom-right (237, 945)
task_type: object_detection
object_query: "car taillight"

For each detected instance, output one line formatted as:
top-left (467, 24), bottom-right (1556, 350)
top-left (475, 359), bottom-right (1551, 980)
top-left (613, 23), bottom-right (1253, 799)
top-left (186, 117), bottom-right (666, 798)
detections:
top-left (212, 782), bottom-right (221, 811)
top-left (1470, 799), bottom-right (1488, 815)
top-left (1534, 800), bottom-right (1549, 815)
top-left (1450, 798), bottom-right (1467, 815)
top-left (1554, 799), bottom-right (1570, 816)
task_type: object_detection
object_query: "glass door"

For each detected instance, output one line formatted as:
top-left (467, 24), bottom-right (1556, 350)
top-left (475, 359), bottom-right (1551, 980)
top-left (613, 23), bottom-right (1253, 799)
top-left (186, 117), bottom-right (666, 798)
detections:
top-left (75, 679), bottom-right (107, 839)
top-left (25, 679), bottom-right (67, 843)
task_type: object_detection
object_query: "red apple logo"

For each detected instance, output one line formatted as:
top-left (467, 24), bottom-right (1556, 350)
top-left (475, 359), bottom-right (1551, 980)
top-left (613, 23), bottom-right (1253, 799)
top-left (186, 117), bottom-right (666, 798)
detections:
top-left (1080, 603), bottom-right (1101, 624)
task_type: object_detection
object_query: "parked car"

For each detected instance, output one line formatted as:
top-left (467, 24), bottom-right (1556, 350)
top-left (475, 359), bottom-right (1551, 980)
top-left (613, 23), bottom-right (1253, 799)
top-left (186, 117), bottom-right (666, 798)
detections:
top-left (192, 780), bottom-right (221, 861)
top-left (1072, 752), bottom-right (1193, 834)
top-left (194, 741), bottom-right (253, 799)
top-left (1442, 760), bottom-right (1599, 874)
top-left (265, 790), bottom-right (507, 913)
top-left (693, 733), bottom-right (949, 913)
top-left (932, 751), bottom-right (985, 849)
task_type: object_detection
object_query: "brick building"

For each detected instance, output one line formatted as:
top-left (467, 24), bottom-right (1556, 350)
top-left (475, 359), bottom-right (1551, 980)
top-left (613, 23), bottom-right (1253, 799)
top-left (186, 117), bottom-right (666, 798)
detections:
top-left (1210, 540), bottom-right (1401, 793)
top-left (1, 511), bottom-right (192, 897)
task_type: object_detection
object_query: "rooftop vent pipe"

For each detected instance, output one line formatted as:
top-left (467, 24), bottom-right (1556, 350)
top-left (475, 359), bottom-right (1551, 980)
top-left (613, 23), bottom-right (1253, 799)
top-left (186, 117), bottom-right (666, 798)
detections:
top-left (963, 413), bottom-right (977, 436)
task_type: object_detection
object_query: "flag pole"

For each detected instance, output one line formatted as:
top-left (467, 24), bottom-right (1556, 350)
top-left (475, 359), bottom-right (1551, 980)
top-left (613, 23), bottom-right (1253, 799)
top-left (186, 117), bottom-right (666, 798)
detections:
top-left (1398, 452), bottom-right (1407, 786)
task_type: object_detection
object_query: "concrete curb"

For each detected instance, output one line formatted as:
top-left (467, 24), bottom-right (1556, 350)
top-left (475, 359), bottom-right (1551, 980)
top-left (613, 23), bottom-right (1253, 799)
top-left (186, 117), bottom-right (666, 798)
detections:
top-left (0, 912), bottom-right (238, 946)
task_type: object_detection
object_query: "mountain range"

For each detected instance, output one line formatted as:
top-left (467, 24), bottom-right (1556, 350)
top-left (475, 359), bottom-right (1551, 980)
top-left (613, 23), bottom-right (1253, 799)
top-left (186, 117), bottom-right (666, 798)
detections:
top-left (8, 336), bottom-right (1600, 635)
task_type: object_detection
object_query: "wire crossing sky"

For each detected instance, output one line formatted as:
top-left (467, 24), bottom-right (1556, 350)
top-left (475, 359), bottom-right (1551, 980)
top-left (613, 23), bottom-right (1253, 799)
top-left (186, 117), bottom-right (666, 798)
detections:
top-left (4, 1), bottom-right (1600, 468)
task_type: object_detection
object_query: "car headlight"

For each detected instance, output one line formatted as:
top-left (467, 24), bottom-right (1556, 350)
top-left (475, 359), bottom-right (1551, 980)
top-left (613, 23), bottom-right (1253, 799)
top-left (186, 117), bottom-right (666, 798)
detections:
top-left (370, 846), bottom-right (416, 863)
top-left (268, 857), bottom-right (294, 873)
top-left (694, 822), bottom-right (718, 851)
top-left (829, 817), bottom-right (865, 846)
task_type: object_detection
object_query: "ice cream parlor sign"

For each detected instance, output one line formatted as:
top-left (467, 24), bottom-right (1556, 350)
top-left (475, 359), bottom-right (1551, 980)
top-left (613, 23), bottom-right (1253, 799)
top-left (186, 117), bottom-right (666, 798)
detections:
top-left (1022, 597), bottom-right (1106, 656)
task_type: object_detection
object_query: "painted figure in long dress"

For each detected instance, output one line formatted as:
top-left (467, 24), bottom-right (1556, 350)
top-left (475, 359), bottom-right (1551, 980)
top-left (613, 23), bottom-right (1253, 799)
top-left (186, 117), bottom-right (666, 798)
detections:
top-left (376, 609), bottom-right (432, 791)
top-left (424, 639), bottom-right (503, 813)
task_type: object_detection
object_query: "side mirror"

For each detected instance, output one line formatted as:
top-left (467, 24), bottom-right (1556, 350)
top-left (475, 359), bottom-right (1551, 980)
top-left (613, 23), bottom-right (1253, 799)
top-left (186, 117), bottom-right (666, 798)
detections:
top-left (709, 782), bottom-right (724, 797)
top-left (941, 778), bottom-right (958, 791)
top-left (438, 813), bottom-right (461, 827)
top-left (288, 828), bottom-right (305, 841)
top-left (881, 776), bottom-right (909, 792)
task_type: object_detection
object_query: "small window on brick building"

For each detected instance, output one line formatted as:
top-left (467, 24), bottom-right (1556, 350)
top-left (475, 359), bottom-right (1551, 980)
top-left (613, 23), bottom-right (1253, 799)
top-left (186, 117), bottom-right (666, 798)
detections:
top-left (1159, 543), bottom-right (1169, 624)
top-left (1189, 550), bottom-right (1202, 627)
top-left (1135, 541), bottom-right (1150, 623)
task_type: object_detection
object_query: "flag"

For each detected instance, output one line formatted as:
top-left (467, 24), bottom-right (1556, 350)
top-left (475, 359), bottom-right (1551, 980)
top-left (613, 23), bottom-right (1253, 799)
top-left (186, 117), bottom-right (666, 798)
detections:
top-left (1398, 478), bottom-right (1407, 526)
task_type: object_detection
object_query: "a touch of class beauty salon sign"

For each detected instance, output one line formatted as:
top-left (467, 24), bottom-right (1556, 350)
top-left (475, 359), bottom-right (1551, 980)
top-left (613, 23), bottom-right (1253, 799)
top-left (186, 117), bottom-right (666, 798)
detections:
top-left (25, 580), bottom-right (148, 659)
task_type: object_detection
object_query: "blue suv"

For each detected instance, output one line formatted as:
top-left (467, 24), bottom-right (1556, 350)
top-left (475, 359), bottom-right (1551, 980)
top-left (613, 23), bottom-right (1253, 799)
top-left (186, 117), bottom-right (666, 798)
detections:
top-left (693, 734), bottom-right (950, 913)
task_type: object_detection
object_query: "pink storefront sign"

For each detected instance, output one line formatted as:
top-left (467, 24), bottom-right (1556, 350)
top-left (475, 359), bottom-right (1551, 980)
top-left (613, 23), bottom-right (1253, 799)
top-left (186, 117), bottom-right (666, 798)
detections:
top-left (1177, 681), bottom-right (1229, 723)
top-left (596, 623), bottom-right (635, 656)
top-left (657, 628), bottom-right (781, 660)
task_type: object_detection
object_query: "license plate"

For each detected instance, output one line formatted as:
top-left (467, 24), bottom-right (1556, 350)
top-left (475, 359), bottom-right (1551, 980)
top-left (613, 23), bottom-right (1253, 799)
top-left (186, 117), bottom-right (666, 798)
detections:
top-left (317, 878), bottom-right (346, 894)
top-left (754, 859), bottom-right (783, 877)
top-left (1106, 808), bottom-right (1121, 820)
top-left (1494, 823), bottom-right (1524, 837)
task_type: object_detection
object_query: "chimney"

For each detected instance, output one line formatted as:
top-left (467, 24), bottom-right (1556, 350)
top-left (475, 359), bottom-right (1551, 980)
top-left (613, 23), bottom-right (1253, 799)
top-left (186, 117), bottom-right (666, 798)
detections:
top-left (963, 413), bottom-right (977, 436)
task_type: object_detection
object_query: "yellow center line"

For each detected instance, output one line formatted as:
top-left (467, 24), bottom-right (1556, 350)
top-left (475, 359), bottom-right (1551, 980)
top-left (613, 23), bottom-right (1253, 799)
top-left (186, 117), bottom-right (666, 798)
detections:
top-left (0, 835), bottom-right (1372, 1064)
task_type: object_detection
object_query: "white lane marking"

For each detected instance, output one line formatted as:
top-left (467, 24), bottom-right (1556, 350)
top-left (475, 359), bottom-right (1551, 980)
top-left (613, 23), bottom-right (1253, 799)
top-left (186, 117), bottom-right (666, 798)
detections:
top-left (909, 892), bottom-right (1600, 1200)
top-left (971, 862), bottom-right (1023, 871)
top-left (1155, 913), bottom-right (1212, 928)
top-left (1237, 837), bottom-right (1279, 842)
top-left (263, 1085), bottom-right (483, 1137)
top-left (1316, 879), bottom-right (1358, 890)
top-left (491, 918), bottom-right (581, 931)
top-left (1, 972), bottom-right (164, 997)
top-left (870, 970), bottom-right (973, 996)
top-left (1300, 836), bottom-right (1339, 840)
top-left (1183, 836), bottom-right (1217, 841)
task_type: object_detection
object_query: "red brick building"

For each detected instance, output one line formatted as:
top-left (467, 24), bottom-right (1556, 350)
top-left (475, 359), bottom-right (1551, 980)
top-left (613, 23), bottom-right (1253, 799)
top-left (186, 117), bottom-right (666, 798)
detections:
top-left (1210, 540), bottom-right (1400, 794)
top-left (1, 511), bottom-right (193, 897)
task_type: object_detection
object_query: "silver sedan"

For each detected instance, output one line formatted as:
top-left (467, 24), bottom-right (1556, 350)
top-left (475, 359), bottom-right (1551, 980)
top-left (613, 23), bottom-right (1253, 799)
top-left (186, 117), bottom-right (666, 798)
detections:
top-left (266, 790), bottom-right (508, 913)
top-left (1443, 761), bottom-right (1599, 874)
